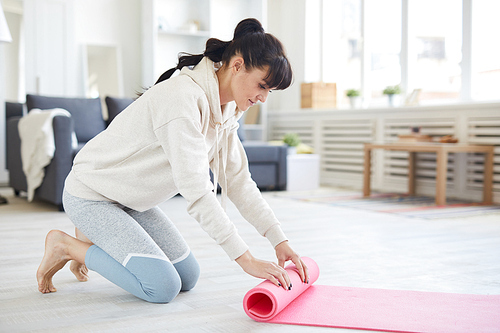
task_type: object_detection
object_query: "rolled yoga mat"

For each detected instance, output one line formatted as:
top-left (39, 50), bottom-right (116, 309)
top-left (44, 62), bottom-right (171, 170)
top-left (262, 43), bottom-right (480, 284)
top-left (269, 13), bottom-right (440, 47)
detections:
top-left (243, 257), bottom-right (500, 332)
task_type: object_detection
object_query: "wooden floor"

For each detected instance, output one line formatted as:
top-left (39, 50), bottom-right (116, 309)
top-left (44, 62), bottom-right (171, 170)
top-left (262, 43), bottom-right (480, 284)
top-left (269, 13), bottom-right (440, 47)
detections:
top-left (1, 186), bottom-right (499, 333)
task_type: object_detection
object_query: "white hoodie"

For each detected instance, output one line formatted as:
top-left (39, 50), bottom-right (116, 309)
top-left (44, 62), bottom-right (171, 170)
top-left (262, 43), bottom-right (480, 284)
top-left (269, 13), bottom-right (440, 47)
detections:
top-left (65, 57), bottom-right (287, 260)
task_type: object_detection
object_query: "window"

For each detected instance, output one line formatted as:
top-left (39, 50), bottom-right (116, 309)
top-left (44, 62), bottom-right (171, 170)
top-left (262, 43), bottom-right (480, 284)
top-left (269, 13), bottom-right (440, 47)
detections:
top-left (322, 0), bottom-right (362, 107)
top-left (410, 0), bottom-right (462, 105)
top-left (472, 0), bottom-right (500, 100)
top-left (417, 37), bottom-right (445, 60)
top-left (365, 0), bottom-right (401, 106)
top-left (318, 0), bottom-right (499, 108)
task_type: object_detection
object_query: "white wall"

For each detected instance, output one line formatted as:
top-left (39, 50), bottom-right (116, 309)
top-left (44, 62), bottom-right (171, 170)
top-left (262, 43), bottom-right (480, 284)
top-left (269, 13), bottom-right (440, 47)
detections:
top-left (266, 0), bottom-right (307, 112)
top-left (1, 0), bottom-right (23, 184)
top-left (75, 0), bottom-right (142, 98)
top-left (210, 0), bottom-right (266, 40)
top-left (20, 0), bottom-right (142, 99)
top-left (3, 10), bottom-right (21, 101)
top-left (23, 0), bottom-right (80, 96)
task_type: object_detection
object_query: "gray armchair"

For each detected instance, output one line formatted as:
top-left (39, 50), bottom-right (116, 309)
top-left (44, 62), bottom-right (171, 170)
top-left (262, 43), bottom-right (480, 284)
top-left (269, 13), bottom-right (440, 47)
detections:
top-left (6, 101), bottom-right (23, 119)
top-left (236, 120), bottom-right (288, 191)
top-left (2, 102), bottom-right (24, 204)
top-left (248, 144), bottom-right (287, 190)
top-left (6, 94), bottom-right (120, 210)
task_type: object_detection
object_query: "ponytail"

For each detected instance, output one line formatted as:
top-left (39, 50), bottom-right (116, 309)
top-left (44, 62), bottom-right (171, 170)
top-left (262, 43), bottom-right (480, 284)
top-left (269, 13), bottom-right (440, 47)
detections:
top-left (154, 53), bottom-right (204, 84)
top-left (154, 39), bottom-right (231, 85)
top-left (152, 18), bottom-right (292, 91)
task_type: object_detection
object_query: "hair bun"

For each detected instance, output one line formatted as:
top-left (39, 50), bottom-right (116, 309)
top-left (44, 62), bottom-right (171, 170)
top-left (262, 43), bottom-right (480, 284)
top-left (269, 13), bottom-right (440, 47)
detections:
top-left (233, 18), bottom-right (265, 40)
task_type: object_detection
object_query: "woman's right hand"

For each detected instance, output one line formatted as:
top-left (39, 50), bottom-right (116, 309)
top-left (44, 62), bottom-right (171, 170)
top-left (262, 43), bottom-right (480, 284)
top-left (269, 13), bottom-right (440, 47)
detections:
top-left (235, 250), bottom-right (292, 290)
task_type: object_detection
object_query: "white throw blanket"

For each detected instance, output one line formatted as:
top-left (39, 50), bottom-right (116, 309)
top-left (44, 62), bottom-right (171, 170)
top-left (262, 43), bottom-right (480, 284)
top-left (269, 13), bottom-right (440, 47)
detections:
top-left (18, 108), bottom-right (78, 201)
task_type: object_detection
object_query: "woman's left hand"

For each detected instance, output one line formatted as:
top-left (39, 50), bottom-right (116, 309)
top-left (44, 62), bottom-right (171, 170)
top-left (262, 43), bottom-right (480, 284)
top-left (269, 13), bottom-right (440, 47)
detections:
top-left (275, 241), bottom-right (309, 284)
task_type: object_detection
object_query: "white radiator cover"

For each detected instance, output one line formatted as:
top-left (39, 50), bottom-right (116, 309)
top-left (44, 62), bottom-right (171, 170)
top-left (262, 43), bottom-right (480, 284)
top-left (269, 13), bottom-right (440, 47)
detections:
top-left (268, 102), bottom-right (500, 203)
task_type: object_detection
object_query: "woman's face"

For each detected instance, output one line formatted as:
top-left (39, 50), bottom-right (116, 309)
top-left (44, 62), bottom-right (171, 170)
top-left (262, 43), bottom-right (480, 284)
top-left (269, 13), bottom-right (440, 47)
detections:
top-left (231, 64), bottom-right (273, 112)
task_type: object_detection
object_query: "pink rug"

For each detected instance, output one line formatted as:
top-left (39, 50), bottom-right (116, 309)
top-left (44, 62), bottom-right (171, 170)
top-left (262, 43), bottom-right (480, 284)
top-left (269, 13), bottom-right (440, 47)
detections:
top-left (243, 258), bottom-right (500, 332)
top-left (281, 192), bottom-right (500, 219)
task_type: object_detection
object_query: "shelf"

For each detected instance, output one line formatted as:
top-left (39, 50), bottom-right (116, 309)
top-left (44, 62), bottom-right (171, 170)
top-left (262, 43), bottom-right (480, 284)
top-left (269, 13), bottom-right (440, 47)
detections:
top-left (157, 29), bottom-right (211, 38)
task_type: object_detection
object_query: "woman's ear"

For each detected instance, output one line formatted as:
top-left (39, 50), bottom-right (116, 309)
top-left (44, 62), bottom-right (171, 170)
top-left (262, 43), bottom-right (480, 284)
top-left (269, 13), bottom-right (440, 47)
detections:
top-left (231, 56), bottom-right (245, 74)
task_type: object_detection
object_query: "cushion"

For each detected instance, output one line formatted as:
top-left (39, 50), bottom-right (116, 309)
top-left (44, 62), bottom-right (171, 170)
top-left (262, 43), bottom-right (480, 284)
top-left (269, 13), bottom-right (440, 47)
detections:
top-left (105, 96), bottom-right (134, 125)
top-left (26, 94), bottom-right (104, 142)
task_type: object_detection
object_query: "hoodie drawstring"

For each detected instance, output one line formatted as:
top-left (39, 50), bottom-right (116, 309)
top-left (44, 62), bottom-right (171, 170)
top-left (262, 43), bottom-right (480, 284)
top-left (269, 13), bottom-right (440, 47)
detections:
top-left (212, 122), bottom-right (229, 211)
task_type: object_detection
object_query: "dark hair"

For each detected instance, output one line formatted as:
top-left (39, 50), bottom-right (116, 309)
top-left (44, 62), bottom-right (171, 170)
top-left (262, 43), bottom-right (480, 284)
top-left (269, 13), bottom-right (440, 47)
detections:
top-left (154, 18), bottom-right (293, 90)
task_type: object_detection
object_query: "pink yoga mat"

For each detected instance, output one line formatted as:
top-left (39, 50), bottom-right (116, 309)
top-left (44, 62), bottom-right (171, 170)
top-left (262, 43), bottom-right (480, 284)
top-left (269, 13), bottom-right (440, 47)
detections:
top-left (243, 257), bottom-right (500, 332)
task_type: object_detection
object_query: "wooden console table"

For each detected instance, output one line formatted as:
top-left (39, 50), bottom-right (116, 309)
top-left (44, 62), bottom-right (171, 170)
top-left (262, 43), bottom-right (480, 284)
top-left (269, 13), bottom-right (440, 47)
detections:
top-left (363, 142), bottom-right (495, 205)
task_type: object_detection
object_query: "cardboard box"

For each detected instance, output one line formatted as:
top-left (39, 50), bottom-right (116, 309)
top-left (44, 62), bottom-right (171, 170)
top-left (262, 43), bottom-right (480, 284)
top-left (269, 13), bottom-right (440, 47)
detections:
top-left (301, 82), bottom-right (337, 109)
top-left (244, 105), bottom-right (260, 124)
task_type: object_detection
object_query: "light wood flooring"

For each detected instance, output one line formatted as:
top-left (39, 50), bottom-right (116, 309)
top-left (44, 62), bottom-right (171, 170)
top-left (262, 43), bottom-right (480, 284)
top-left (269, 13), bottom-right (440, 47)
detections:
top-left (1, 186), bottom-right (499, 333)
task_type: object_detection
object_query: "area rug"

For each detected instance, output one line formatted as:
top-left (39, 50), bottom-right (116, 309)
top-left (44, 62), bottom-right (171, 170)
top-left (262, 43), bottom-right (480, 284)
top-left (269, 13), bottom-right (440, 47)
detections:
top-left (277, 191), bottom-right (500, 219)
top-left (243, 257), bottom-right (500, 332)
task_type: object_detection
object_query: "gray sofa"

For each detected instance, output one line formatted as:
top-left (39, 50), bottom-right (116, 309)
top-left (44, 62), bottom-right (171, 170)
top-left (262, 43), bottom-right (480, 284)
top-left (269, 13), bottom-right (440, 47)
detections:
top-left (6, 95), bottom-right (286, 210)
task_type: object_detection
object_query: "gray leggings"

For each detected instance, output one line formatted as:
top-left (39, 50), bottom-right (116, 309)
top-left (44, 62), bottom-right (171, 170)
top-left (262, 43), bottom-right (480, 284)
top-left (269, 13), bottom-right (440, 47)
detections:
top-left (62, 190), bottom-right (200, 303)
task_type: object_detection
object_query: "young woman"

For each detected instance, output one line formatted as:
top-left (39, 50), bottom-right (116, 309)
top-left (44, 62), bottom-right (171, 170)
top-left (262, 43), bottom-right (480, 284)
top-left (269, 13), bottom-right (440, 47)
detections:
top-left (37, 18), bottom-right (309, 303)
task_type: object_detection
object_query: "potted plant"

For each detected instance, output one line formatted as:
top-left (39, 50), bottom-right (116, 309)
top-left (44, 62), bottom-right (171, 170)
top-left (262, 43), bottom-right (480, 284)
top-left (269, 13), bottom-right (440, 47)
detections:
top-left (283, 133), bottom-right (301, 154)
top-left (383, 85), bottom-right (401, 107)
top-left (346, 89), bottom-right (361, 108)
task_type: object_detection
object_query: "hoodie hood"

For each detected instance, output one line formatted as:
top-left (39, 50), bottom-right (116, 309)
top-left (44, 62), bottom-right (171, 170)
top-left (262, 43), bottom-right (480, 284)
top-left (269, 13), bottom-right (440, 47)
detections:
top-left (180, 57), bottom-right (241, 128)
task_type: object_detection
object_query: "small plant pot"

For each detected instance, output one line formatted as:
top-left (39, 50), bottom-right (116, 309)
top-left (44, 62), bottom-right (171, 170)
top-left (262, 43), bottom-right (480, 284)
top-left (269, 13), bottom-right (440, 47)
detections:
top-left (386, 94), bottom-right (400, 107)
top-left (349, 96), bottom-right (361, 109)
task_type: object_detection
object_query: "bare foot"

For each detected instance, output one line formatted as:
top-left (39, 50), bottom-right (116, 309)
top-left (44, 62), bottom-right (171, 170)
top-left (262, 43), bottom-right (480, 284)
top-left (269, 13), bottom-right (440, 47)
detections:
top-left (36, 230), bottom-right (72, 293)
top-left (70, 260), bottom-right (89, 282)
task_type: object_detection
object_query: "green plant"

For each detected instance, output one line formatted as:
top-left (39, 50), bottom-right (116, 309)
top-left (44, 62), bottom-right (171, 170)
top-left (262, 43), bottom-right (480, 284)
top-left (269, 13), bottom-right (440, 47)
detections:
top-left (283, 133), bottom-right (301, 147)
top-left (383, 85), bottom-right (401, 95)
top-left (346, 89), bottom-right (361, 97)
